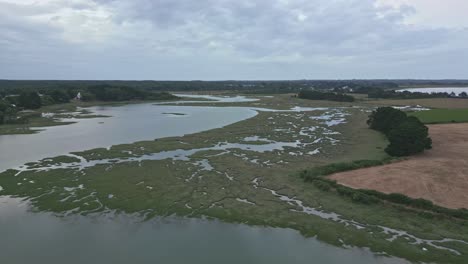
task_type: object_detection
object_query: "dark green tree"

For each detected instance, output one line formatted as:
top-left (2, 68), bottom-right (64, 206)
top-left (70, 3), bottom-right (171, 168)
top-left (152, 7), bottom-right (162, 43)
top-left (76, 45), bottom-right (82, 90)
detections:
top-left (385, 116), bottom-right (432, 156)
top-left (50, 90), bottom-right (71, 103)
top-left (0, 100), bottom-right (18, 124)
top-left (367, 107), bottom-right (407, 134)
top-left (18, 91), bottom-right (42, 109)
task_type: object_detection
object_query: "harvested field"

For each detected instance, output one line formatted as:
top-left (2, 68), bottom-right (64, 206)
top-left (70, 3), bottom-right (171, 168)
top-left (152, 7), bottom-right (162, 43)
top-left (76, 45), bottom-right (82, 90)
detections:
top-left (330, 123), bottom-right (468, 209)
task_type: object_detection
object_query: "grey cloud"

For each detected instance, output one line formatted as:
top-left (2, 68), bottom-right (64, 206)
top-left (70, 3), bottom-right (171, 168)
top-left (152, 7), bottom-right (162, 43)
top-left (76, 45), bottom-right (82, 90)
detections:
top-left (0, 0), bottom-right (467, 79)
top-left (95, 0), bottom-right (452, 58)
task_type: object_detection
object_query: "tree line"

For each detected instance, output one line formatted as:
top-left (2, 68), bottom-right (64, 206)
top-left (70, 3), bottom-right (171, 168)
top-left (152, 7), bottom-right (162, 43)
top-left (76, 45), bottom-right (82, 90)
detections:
top-left (0, 85), bottom-right (179, 125)
top-left (297, 90), bottom-right (355, 102)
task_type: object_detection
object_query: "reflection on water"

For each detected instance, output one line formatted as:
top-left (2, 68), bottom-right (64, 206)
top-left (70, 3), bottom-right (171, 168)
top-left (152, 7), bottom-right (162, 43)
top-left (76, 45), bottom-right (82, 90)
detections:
top-left (0, 196), bottom-right (408, 264)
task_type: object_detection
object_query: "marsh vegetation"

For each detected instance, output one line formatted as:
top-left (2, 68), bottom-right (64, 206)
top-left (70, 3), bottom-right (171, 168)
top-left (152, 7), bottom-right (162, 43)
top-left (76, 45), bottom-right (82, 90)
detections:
top-left (0, 93), bottom-right (467, 263)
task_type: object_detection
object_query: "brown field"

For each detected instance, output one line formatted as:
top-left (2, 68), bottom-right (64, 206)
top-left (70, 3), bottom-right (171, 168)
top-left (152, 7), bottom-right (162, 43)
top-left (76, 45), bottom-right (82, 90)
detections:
top-left (329, 123), bottom-right (468, 209)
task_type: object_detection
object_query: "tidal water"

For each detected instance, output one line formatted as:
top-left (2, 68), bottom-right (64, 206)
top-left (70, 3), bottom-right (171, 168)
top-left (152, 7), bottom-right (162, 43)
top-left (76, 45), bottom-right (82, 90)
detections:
top-left (0, 104), bottom-right (257, 171)
top-left (0, 197), bottom-right (407, 264)
top-left (397, 87), bottom-right (468, 95)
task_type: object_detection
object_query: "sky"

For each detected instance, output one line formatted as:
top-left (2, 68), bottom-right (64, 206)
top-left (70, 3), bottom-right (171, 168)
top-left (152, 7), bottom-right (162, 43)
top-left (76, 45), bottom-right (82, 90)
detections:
top-left (1, 0), bottom-right (467, 80)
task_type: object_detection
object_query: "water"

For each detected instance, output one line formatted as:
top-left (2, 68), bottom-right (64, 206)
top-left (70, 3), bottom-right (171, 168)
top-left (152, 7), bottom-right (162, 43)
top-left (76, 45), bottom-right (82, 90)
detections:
top-left (0, 197), bottom-right (407, 264)
top-left (397, 87), bottom-right (468, 95)
top-left (173, 94), bottom-right (260, 103)
top-left (0, 104), bottom-right (257, 170)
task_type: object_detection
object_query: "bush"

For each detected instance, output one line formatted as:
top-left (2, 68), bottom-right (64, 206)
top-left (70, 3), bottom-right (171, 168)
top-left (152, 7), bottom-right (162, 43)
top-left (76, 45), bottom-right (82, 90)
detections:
top-left (300, 159), bottom-right (388, 180)
top-left (386, 193), bottom-right (413, 205)
top-left (359, 189), bottom-right (387, 199)
top-left (351, 192), bottom-right (381, 204)
top-left (411, 198), bottom-right (434, 210)
top-left (336, 186), bottom-right (355, 196)
top-left (312, 180), bottom-right (333, 191)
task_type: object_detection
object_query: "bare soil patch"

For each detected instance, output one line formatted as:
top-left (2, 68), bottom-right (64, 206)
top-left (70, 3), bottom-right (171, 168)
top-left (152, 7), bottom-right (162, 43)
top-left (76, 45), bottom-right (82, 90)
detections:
top-left (330, 123), bottom-right (468, 209)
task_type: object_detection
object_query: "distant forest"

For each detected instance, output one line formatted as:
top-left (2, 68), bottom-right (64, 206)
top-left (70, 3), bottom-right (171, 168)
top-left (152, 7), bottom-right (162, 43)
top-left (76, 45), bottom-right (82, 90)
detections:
top-left (0, 84), bottom-right (178, 124)
top-left (2, 79), bottom-right (468, 125)
top-left (1, 79), bottom-right (468, 94)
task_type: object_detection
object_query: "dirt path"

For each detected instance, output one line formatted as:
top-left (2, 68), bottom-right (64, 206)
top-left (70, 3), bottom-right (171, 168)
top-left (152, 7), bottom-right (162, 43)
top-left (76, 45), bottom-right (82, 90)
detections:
top-left (329, 123), bottom-right (468, 209)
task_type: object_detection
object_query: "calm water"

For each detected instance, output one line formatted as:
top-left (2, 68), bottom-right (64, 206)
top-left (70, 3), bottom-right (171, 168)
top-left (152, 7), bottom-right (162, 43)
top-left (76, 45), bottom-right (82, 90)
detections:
top-left (0, 104), bottom-right (257, 170)
top-left (0, 197), bottom-right (407, 264)
top-left (397, 87), bottom-right (468, 95)
top-left (173, 94), bottom-right (260, 102)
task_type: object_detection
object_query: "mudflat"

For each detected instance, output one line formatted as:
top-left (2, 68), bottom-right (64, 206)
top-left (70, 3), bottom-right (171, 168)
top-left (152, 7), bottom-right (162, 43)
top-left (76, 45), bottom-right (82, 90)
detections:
top-left (330, 123), bottom-right (468, 209)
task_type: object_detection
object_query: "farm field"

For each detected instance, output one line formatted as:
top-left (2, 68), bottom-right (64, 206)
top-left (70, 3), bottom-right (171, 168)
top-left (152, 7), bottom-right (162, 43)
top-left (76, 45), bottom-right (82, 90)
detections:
top-left (330, 123), bottom-right (468, 209)
top-left (410, 109), bottom-right (468, 124)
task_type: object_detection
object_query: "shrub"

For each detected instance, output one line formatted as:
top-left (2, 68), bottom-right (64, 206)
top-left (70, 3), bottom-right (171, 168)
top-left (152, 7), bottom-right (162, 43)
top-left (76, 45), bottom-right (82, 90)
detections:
top-left (300, 159), bottom-right (388, 180)
top-left (411, 198), bottom-right (434, 210)
top-left (312, 180), bottom-right (332, 191)
top-left (336, 186), bottom-right (355, 197)
top-left (386, 193), bottom-right (413, 205)
top-left (351, 192), bottom-right (381, 204)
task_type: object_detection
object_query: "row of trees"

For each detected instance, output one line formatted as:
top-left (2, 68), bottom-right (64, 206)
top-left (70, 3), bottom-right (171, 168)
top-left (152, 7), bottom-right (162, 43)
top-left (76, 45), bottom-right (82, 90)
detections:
top-left (298, 90), bottom-right (355, 102)
top-left (82, 85), bottom-right (178, 102)
top-left (0, 80), bottom-right (403, 93)
top-left (0, 86), bottom-right (180, 125)
top-left (1, 86), bottom-right (180, 111)
top-left (367, 107), bottom-right (432, 156)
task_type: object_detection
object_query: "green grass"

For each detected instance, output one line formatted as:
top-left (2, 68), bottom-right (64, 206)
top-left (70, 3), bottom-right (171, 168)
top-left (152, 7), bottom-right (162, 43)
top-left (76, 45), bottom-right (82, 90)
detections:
top-left (410, 108), bottom-right (468, 124)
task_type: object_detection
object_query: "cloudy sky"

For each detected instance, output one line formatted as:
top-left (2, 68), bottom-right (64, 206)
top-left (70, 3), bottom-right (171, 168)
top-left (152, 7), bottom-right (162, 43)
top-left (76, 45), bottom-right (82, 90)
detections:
top-left (1, 0), bottom-right (467, 80)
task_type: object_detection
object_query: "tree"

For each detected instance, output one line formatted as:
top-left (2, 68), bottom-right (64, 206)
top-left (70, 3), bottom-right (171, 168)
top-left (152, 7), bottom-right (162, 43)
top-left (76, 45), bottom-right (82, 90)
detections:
top-left (385, 116), bottom-right (432, 156)
top-left (0, 100), bottom-right (18, 124)
top-left (18, 91), bottom-right (42, 109)
top-left (368, 107), bottom-right (432, 157)
top-left (367, 107), bottom-right (407, 134)
top-left (50, 90), bottom-right (71, 103)
top-left (298, 90), bottom-right (355, 102)
top-left (459, 91), bottom-right (468, 98)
